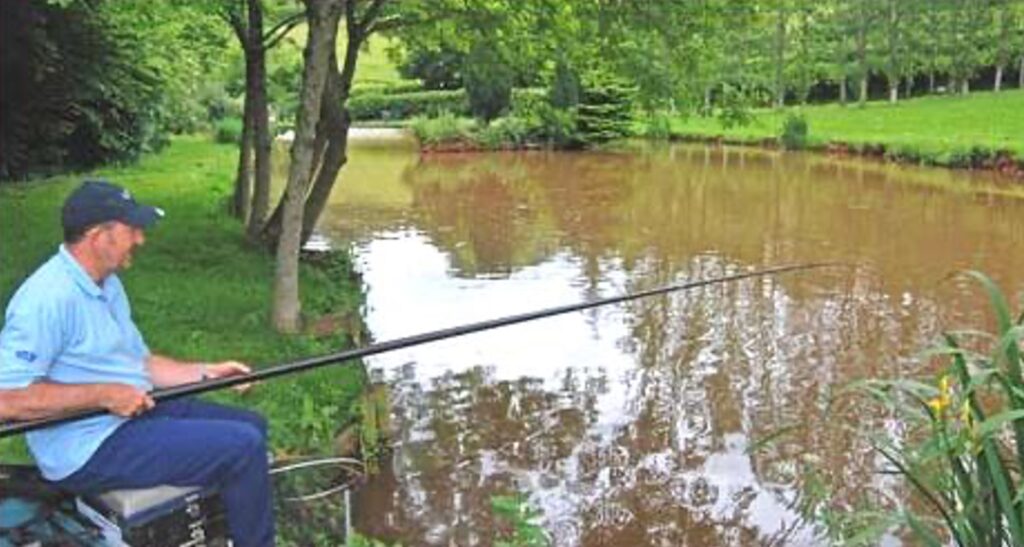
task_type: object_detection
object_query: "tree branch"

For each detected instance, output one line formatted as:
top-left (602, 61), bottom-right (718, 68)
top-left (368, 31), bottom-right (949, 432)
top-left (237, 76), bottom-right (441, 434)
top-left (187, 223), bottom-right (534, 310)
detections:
top-left (356, 0), bottom-right (388, 32)
top-left (262, 11), bottom-right (306, 50)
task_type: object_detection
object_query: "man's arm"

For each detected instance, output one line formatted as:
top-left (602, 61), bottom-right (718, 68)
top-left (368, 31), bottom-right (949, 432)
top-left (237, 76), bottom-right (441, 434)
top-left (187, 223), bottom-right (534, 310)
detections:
top-left (147, 354), bottom-right (251, 388)
top-left (0, 382), bottom-right (153, 421)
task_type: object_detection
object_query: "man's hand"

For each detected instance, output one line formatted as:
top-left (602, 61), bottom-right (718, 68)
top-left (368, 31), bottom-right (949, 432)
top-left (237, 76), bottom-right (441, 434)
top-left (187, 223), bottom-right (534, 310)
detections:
top-left (100, 384), bottom-right (154, 417)
top-left (205, 361), bottom-right (254, 393)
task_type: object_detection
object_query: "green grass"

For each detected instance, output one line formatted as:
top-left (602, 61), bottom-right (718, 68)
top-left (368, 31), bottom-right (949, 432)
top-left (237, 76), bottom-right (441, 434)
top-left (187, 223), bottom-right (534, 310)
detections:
top-left (663, 90), bottom-right (1024, 164)
top-left (280, 24), bottom-right (409, 86)
top-left (0, 136), bottom-right (367, 461)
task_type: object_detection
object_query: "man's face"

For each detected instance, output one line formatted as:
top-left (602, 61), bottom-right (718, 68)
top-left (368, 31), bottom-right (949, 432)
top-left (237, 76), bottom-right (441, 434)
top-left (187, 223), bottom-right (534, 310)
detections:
top-left (90, 221), bottom-right (146, 272)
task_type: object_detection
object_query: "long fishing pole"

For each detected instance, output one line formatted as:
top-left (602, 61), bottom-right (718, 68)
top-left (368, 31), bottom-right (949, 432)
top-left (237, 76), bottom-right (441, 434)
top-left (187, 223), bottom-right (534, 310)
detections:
top-left (0, 262), bottom-right (833, 438)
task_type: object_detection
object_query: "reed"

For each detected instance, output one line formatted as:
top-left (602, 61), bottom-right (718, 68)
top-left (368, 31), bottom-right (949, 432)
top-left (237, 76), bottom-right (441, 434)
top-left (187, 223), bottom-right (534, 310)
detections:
top-left (847, 271), bottom-right (1024, 546)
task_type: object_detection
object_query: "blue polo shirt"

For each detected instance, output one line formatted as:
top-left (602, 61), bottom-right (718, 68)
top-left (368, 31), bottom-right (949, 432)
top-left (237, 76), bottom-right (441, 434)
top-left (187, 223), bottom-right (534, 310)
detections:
top-left (0, 245), bottom-right (152, 480)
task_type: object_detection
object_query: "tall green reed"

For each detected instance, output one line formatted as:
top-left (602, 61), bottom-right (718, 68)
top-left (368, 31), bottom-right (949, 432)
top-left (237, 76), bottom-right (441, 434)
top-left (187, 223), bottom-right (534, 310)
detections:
top-left (843, 271), bottom-right (1024, 546)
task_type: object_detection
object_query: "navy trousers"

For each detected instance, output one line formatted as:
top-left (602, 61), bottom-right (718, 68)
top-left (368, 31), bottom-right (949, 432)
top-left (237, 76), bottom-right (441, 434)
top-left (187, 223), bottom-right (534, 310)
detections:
top-left (56, 398), bottom-right (275, 547)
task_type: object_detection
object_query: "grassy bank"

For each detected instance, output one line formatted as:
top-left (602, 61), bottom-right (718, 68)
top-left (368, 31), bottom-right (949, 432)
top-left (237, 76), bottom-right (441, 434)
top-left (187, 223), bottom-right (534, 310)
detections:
top-left (662, 90), bottom-right (1024, 171)
top-left (0, 136), bottom-right (367, 461)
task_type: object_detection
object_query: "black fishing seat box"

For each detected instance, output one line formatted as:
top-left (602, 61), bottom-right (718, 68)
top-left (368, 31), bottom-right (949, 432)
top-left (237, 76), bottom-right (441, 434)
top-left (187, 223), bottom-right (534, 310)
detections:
top-left (75, 485), bottom-right (228, 547)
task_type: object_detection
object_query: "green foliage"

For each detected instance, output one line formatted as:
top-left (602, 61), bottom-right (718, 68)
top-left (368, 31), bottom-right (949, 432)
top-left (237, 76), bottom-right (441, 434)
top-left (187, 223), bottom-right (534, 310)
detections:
top-left (643, 111), bottom-right (674, 140)
top-left (576, 72), bottom-right (636, 145)
top-left (795, 272), bottom-right (1024, 545)
top-left (476, 117), bottom-right (531, 149)
top-left (549, 60), bottom-right (580, 109)
top-left (464, 42), bottom-right (515, 122)
top-left (491, 495), bottom-right (549, 547)
top-left (214, 117), bottom-right (244, 145)
top-left (397, 45), bottom-right (464, 90)
top-left (0, 1), bottom-right (235, 181)
top-left (349, 89), bottom-right (469, 121)
top-left (409, 112), bottom-right (476, 145)
top-left (510, 98), bottom-right (582, 149)
top-left (780, 113), bottom-right (809, 150)
top-left (350, 81), bottom-right (425, 97)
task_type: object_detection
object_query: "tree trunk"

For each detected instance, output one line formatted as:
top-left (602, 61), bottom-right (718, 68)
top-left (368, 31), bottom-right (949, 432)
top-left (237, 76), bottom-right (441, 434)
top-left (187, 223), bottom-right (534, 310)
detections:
top-left (839, 76), bottom-right (847, 104)
top-left (928, 72), bottom-right (935, 93)
top-left (272, 0), bottom-right (342, 334)
top-left (773, 1), bottom-right (786, 109)
top-left (885, 0), bottom-right (898, 104)
top-left (994, 64), bottom-right (1003, 92)
top-left (856, 12), bottom-right (868, 107)
top-left (246, 0), bottom-right (272, 240)
top-left (961, 78), bottom-right (969, 95)
top-left (232, 97), bottom-right (253, 219)
top-left (300, 32), bottom-right (362, 244)
top-left (1019, 55), bottom-right (1023, 88)
top-left (903, 75), bottom-right (912, 98)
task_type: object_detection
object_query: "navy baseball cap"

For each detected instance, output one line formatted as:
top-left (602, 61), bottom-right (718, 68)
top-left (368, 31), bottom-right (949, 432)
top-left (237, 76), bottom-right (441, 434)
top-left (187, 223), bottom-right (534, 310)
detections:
top-left (62, 180), bottom-right (164, 233)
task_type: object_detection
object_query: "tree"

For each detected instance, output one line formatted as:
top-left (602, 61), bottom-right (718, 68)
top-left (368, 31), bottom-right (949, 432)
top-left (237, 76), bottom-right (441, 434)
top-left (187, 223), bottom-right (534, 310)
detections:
top-left (219, 0), bottom-right (303, 237)
top-left (0, 0), bottom-right (230, 180)
top-left (271, 0), bottom-right (343, 333)
top-left (464, 41), bottom-right (514, 122)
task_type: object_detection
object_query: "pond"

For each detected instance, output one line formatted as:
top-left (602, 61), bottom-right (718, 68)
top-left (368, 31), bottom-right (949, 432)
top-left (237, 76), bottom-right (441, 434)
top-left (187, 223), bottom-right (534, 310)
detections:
top-left (306, 134), bottom-right (1024, 546)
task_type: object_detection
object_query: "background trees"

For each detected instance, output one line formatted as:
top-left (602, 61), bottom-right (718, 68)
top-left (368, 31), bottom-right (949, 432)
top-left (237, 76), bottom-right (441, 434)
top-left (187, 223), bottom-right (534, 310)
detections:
top-left (2, 0), bottom-right (1023, 331)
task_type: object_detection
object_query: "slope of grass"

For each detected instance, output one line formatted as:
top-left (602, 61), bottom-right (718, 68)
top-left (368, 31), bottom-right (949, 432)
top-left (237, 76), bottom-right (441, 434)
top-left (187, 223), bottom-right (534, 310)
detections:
top-left (280, 24), bottom-right (408, 86)
top-left (0, 136), bottom-right (366, 461)
top-left (665, 90), bottom-right (1024, 164)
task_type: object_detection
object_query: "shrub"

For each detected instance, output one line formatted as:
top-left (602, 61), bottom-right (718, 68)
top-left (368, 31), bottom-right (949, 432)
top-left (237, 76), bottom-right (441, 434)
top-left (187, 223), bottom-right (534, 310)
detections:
top-left (214, 116), bottom-right (243, 144)
top-left (464, 42), bottom-right (515, 122)
top-left (644, 111), bottom-right (674, 140)
top-left (476, 117), bottom-right (530, 149)
top-left (780, 113), bottom-right (808, 150)
top-left (348, 89), bottom-right (469, 121)
top-left (409, 112), bottom-right (475, 145)
top-left (576, 72), bottom-right (635, 145)
top-left (350, 81), bottom-right (424, 98)
top-left (550, 60), bottom-right (580, 109)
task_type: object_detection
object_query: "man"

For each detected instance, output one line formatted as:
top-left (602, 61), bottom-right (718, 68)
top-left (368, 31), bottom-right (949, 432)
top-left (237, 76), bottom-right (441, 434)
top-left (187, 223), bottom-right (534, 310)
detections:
top-left (0, 180), bottom-right (274, 546)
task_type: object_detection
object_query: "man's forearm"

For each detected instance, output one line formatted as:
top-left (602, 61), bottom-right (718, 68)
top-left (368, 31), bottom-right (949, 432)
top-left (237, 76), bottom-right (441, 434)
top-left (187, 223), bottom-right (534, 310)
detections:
top-left (0, 383), bottom-right (118, 421)
top-left (147, 354), bottom-right (204, 388)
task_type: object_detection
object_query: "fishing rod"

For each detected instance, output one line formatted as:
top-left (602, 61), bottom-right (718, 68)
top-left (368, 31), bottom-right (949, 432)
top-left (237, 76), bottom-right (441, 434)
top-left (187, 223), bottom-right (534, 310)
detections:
top-left (0, 262), bottom-right (833, 438)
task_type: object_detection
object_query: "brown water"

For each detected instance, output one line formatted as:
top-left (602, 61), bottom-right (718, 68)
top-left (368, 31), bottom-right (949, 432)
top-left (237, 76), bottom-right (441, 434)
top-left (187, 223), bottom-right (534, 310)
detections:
top-left (309, 135), bottom-right (1024, 546)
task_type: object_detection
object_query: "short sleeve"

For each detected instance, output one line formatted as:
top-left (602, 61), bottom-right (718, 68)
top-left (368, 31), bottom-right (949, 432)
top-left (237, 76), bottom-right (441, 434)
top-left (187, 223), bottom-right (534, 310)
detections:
top-left (0, 298), bottom-right (64, 388)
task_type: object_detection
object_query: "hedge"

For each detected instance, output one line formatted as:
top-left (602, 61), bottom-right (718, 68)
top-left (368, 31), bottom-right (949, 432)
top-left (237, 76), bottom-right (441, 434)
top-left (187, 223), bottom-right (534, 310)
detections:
top-left (348, 88), bottom-right (547, 122)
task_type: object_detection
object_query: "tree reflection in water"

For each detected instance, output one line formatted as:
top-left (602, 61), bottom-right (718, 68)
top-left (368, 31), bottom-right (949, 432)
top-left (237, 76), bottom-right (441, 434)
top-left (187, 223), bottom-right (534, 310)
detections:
top-left (319, 143), bottom-right (1024, 546)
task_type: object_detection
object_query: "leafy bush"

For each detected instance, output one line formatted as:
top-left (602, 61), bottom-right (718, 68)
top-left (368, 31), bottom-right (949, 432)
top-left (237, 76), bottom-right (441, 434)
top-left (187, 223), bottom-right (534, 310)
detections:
top-left (1, 1), bottom-right (167, 179)
top-left (476, 117), bottom-right (531, 149)
top-left (509, 93), bottom-right (582, 148)
top-left (348, 89), bottom-right (469, 121)
top-left (214, 117), bottom-right (244, 144)
top-left (644, 111), bottom-right (674, 140)
top-left (409, 112), bottom-right (475, 145)
top-left (576, 72), bottom-right (635, 145)
top-left (549, 60), bottom-right (580, 109)
top-left (464, 42), bottom-right (515, 122)
top-left (398, 46), bottom-right (465, 90)
top-left (780, 113), bottom-right (808, 150)
top-left (350, 81), bottom-right (424, 97)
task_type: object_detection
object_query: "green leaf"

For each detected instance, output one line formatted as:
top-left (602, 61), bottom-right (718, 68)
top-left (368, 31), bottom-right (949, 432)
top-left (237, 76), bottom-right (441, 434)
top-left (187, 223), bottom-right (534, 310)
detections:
top-left (976, 409), bottom-right (1024, 439)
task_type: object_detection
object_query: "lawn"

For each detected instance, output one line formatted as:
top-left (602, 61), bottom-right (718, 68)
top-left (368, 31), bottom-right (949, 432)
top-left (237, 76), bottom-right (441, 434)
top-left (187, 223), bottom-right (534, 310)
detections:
top-left (667, 90), bottom-right (1024, 161)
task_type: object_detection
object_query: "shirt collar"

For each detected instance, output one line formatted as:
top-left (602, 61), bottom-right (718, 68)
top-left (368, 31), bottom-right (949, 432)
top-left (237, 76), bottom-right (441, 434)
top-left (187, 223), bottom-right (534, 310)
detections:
top-left (57, 244), bottom-right (105, 298)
